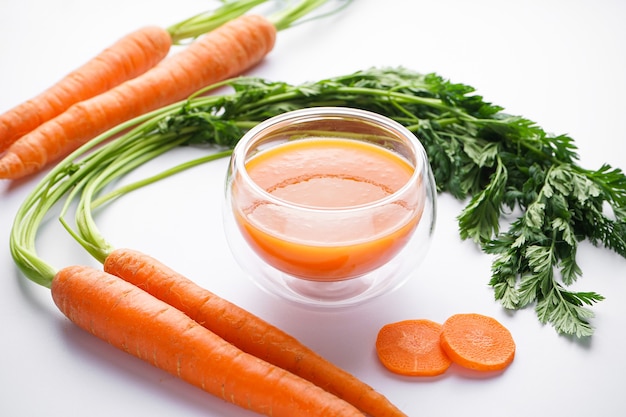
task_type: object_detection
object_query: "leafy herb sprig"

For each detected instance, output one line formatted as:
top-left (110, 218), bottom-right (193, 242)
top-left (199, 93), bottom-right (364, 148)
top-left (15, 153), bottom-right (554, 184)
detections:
top-left (12, 67), bottom-right (626, 337)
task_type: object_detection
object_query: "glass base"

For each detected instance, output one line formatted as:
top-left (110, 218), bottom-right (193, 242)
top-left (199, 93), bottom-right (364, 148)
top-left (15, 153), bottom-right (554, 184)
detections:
top-left (243, 256), bottom-right (417, 309)
top-left (284, 275), bottom-right (374, 302)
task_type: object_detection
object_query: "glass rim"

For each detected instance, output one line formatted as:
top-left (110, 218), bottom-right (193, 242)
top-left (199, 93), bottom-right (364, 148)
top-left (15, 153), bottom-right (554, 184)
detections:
top-left (232, 106), bottom-right (429, 214)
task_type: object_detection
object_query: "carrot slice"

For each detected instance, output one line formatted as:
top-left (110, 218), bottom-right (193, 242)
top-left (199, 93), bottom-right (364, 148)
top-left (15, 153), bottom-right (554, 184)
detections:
top-left (440, 313), bottom-right (515, 372)
top-left (375, 319), bottom-right (452, 377)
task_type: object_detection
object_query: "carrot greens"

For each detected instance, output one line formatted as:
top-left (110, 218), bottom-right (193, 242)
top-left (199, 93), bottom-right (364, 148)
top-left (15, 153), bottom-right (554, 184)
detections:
top-left (167, 0), bottom-right (354, 43)
top-left (11, 68), bottom-right (626, 337)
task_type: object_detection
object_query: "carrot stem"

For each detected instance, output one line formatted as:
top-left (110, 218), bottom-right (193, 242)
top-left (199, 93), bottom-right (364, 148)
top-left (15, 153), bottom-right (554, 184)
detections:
top-left (92, 151), bottom-right (233, 211)
top-left (63, 133), bottom-right (189, 262)
top-left (9, 97), bottom-right (197, 286)
top-left (269, 0), bottom-right (353, 31)
top-left (67, 145), bottom-right (233, 263)
top-left (167, 0), bottom-right (351, 44)
top-left (166, 0), bottom-right (270, 44)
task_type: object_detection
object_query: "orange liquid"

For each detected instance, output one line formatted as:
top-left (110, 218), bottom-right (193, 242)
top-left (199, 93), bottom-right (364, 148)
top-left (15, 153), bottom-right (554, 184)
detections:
top-left (233, 137), bottom-right (422, 281)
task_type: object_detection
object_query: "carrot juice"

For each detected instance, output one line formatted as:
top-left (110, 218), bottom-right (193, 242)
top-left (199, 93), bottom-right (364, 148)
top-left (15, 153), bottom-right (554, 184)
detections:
top-left (232, 137), bottom-right (424, 282)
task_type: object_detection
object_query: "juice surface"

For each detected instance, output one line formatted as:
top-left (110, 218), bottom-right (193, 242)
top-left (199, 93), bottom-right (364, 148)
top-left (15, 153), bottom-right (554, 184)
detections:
top-left (234, 137), bottom-right (422, 281)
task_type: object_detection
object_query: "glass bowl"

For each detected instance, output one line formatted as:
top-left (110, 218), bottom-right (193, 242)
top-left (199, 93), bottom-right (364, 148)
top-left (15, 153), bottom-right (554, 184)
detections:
top-left (223, 107), bottom-right (436, 308)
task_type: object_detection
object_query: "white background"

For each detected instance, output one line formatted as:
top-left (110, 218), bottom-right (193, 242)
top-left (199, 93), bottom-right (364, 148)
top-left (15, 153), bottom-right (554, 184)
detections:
top-left (1, 1), bottom-right (625, 416)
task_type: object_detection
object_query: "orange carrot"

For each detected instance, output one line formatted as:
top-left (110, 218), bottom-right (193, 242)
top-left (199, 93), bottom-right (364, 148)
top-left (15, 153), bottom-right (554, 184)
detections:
top-left (0, 14), bottom-right (276, 180)
top-left (0, 26), bottom-right (171, 153)
top-left (103, 248), bottom-right (407, 417)
top-left (440, 313), bottom-right (516, 372)
top-left (375, 319), bottom-right (452, 377)
top-left (51, 264), bottom-right (365, 417)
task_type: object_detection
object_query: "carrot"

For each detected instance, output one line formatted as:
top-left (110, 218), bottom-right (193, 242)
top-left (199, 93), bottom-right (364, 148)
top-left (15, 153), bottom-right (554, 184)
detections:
top-left (51, 264), bottom-right (365, 417)
top-left (440, 313), bottom-right (516, 372)
top-left (375, 319), bottom-right (452, 377)
top-left (0, 26), bottom-right (171, 153)
top-left (0, 14), bottom-right (276, 180)
top-left (103, 247), bottom-right (407, 417)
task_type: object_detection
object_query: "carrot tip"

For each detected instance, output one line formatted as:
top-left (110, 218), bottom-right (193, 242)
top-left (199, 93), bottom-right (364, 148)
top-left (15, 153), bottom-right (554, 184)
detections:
top-left (0, 152), bottom-right (25, 180)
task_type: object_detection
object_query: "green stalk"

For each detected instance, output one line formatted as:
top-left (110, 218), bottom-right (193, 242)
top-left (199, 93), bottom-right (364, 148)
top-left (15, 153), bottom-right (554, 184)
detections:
top-left (70, 134), bottom-right (188, 262)
top-left (167, 0), bottom-right (353, 44)
top-left (90, 150), bottom-right (233, 211)
top-left (70, 149), bottom-right (234, 263)
top-left (167, 0), bottom-right (269, 44)
top-left (269, 0), bottom-right (353, 31)
top-left (9, 98), bottom-right (203, 287)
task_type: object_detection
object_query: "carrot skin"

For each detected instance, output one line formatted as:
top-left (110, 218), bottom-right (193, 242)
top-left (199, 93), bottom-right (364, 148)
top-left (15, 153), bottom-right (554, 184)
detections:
top-left (51, 265), bottom-right (364, 417)
top-left (103, 248), bottom-right (407, 417)
top-left (0, 14), bottom-right (276, 180)
top-left (0, 26), bottom-right (171, 153)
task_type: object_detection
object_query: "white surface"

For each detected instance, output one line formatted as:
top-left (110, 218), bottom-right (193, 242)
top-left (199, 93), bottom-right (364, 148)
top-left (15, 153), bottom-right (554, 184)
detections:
top-left (1, 1), bottom-right (625, 416)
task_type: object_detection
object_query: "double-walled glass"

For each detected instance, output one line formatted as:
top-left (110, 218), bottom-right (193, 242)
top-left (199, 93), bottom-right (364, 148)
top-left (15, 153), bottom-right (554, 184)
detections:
top-left (223, 107), bottom-right (436, 308)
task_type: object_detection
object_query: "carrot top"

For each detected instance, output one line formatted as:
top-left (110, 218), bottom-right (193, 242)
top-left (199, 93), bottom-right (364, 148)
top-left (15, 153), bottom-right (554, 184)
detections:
top-left (167, 0), bottom-right (354, 43)
top-left (167, 0), bottom-right (269, 43)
